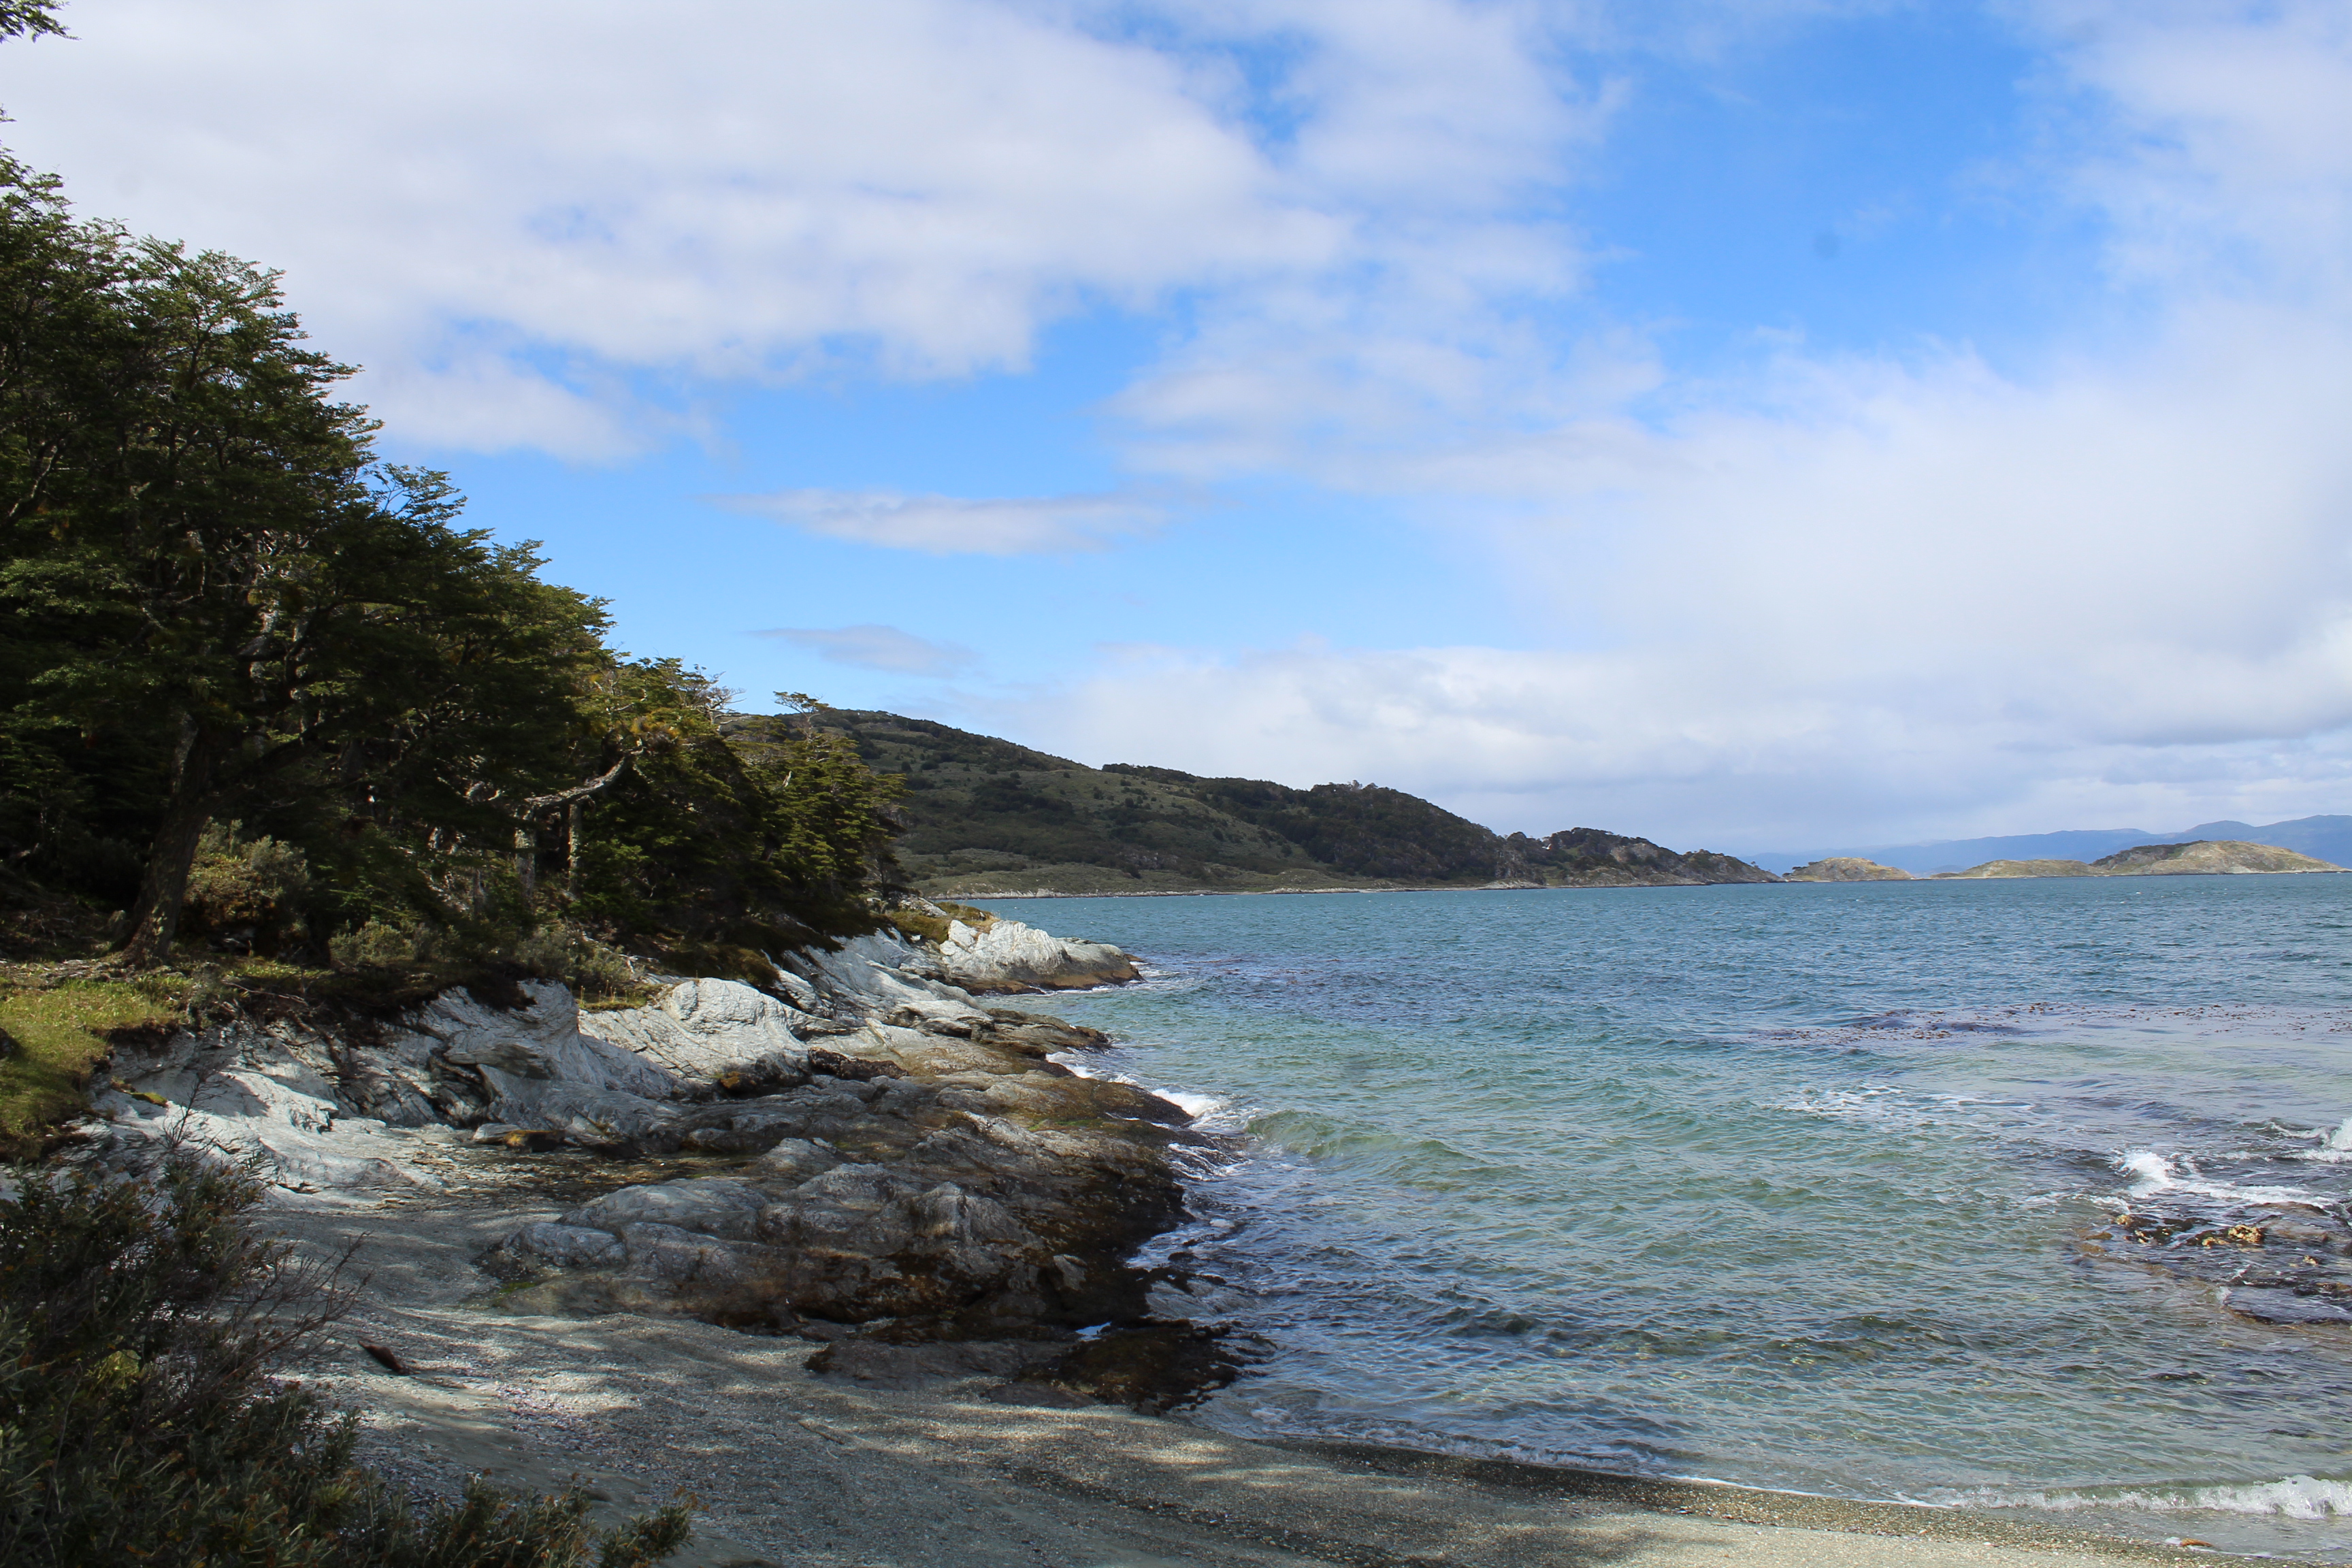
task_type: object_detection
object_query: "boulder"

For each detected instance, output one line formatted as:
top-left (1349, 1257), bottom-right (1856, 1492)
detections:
top-left (934, 916), bottom-right (1139, 992)
top-left (578, 978), bottom-right (815, 1088)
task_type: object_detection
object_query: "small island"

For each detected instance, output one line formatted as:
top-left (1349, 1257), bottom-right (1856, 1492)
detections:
top-left (1784, 856), bottom-right (1912, 881)
top-left (1933, 840), bottom-right (2346, 879)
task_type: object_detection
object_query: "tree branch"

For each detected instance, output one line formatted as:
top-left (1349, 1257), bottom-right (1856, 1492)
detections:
top-left (520, 753), bottom-right (632, 815)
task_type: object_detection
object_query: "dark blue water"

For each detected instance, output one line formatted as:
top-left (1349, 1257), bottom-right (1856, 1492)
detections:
top-left (974, 877), bottom-right (2352, 1558)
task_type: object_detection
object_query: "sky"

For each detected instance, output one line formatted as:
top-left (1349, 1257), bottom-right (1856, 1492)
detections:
top-left (5, 0), bottom-right (2350, 853)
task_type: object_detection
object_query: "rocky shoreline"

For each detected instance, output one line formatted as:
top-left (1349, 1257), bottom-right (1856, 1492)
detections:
top-left (77, 905), bottom-right (1245, 1411)
top-left (56, 910), bottom-right (2238, 1565)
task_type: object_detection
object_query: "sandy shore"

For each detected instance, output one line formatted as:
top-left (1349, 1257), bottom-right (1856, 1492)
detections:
top-left (270, 1166), bottom-right (2225, 1568)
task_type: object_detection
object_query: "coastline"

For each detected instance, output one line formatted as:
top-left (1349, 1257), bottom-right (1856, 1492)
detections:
top-left (278, 1175), bottom-right (2221, 1567)
top-left (67, 908), bottom-right (2294, 1565)
top-left (958, 869), bottom-right (2345, 898)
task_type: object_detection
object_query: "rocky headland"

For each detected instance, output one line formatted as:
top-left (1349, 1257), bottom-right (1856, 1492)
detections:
top-left (74, 903), bottom-right (1228, 1411)
top-left (1932, 840), bottom-right (2347, 879)
top-left (809, 710), bottom-right (1781, 898)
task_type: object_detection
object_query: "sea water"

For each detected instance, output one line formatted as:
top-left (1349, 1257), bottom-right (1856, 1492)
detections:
top-left (968, 877), bottom-right (2352, 1559)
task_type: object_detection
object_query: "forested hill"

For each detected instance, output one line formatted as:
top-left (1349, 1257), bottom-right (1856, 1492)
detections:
top-left (803, 710), bottom-right (1779, 896)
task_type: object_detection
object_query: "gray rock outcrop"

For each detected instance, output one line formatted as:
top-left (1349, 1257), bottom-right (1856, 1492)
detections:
top-left (933, 915), bottom-right (1139, 992)
top-left (78, 918), bottom-right (1200, 1371)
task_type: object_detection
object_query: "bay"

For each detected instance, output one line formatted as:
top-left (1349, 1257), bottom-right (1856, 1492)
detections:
top-left (971, 876), bottom-right (2352, 1558)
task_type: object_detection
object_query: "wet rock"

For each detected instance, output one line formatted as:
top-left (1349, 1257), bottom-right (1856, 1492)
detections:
top-left (805, 1337), bottom-right (1062, 1388)
top-left (503, 1066), bottom-right (1202, 1338)
top-left (2223, 1288), bottom-right (2352, 1326)
top-left (1009, 1321), bottom-right (1253, 1414)
top-left (713, 1060), bottom-right (808, 1098)
top-left (978, 1010), bottom-right (1112, 1055)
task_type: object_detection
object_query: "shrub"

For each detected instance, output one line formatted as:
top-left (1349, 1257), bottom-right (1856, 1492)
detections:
top-left (330, 917), bottom-right (436, 968)
top-left (182, 823), bottom-right (314, 948)
top-left (0, 1147), bottom-right (691, 1566)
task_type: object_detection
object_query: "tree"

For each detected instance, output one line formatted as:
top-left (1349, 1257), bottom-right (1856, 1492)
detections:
top-left (0, 211), bottom-right (606, 960)
top-left (1, 61), bottom-right (911, 969)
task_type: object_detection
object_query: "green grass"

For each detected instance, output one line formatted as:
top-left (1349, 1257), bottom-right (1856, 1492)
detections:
top-left (0, 947), bottom-right (664, 1156)
top-left (0, 968), bottom-right (189, 1160)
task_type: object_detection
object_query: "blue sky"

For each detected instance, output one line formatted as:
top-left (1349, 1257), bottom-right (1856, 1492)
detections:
top-left (7, 0), bottom-right (2351, 852)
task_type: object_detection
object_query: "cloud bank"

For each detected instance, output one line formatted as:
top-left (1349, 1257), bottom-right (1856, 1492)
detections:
top-left (0, 0), bottom-right (1592, 456)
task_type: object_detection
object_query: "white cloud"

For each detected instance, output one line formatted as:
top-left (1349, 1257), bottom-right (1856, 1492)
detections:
top-left (11, 0), bottom-right (2352, 841)
top-left (720, 487), bottom-right (1166, 555)
top-left (0, 0), bottom-right (1599, 455)
top-left (1000, 1), bottom-right (2352, 844)
top-left (757, 625), bottom-right (979, 677)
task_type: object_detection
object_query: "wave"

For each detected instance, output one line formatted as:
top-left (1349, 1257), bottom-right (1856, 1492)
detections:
top-left (1047, 1051), bottom-right (1242, 1131)
top-left (2115, 1149), bottom-right (2325, 1207)
top-left (1955, 1473), bottom-right (2352, 1522)
top-left (2290, 1116), bottom-right (2352, 1164)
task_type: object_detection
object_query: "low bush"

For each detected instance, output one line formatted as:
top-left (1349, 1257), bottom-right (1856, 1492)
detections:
top-left (0, 1147), bottom-right (692, 1566)
top-left (182, 823), bottom-right (314, 954)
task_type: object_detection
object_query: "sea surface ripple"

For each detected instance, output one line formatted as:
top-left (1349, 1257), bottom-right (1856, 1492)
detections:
top-left (975, 876), bottom-right (2352, 1560)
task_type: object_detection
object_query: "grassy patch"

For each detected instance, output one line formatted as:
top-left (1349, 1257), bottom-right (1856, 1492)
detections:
top-left (0, 932), bottom-right (671, 1155)
top-left (579, 983), bottom-right (667, 1012)
top-left (0, 969), bottom-right (189, 1160)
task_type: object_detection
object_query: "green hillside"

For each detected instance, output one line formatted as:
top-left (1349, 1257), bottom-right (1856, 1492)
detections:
top-left (764, 710), bottom-right (1778, 896)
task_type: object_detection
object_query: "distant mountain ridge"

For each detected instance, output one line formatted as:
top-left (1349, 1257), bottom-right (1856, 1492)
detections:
top-left (814, 710), bottom-right (1777, 897)
top-left (1754, 815), bottom-right (2352, 877)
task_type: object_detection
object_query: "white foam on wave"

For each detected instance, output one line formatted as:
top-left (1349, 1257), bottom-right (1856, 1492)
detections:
top-left (2115, 1149), bottom-right (2321, 1206)
top-left (1958, 1474), bottom-right (2352, 1522)
top-left (1047, 1054), bottom-right (1234, 1126)
top-left (2294, 1116), bottom-right (2352, 1162)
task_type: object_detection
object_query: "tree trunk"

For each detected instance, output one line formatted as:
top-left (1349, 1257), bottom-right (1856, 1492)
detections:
top-left (514, 826), bottom-right (537, 898)
top-left (118, 728), bottom-right (220, 966)
top-left (565, 800), bottom-right (583, 902)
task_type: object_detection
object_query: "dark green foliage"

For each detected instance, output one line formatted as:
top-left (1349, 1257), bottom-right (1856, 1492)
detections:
top-left (1181, 777), bottom-right (1503, 882)
top-left (813, 710), bottom-right (1505, 885)
top-left (0, 133), bottom-right (901, 969)
top-left (0, 1148), bottom-right (691, 1566)
top-left (0, 2), bottom-right (63, 42)
top-left (1503, 828), bottom-right (1782, 887)
top-left (552, 679), bottom-right (902, 971)
top-left (818, 710), bottom-right (1779, 892)
top-left (813, 712), bottom-right (1310, 883)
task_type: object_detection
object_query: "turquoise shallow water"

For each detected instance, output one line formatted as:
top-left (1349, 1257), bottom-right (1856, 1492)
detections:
top-left (971, 878), bottom-right (2352, 1559)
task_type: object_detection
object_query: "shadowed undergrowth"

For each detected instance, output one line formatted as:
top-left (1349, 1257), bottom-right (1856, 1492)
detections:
top-left (0, 1145), bottom-right (693, 1566)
